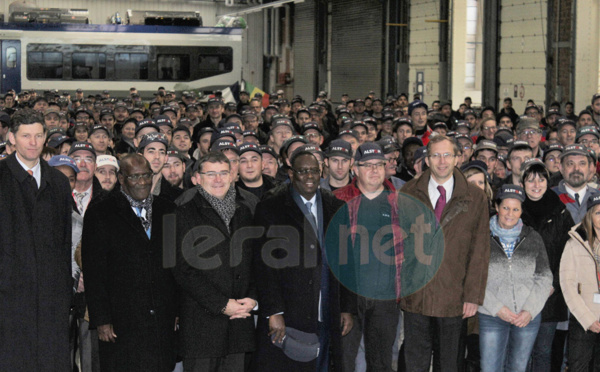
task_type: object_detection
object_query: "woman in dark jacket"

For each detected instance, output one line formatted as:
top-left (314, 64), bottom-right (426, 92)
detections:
top-left (519, 159), bottom-right (574, 371)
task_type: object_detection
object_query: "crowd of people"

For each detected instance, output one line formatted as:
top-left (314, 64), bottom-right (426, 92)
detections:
top-left (3, 85), bottom-right (600, 372)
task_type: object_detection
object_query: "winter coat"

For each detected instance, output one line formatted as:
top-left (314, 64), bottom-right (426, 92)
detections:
top-left (399, 168), bottom-right (490, 317)
top-left (0, 153), bottom-right (73, 371)
top-left (560, 224), bottom-right (600, 331)
top-left (479, 224), bottom-right (553, 318)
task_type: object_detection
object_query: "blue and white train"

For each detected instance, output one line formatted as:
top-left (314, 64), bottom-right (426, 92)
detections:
top-left (0, 23), bottom-right (242, 97)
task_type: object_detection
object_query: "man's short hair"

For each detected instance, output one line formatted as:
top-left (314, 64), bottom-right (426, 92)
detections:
top-left (426, 134), bottom-right (460, 156)
top-left (195, 151), bottom-right (230, 174)
top-left (10, 108), bottom-right (45, 134)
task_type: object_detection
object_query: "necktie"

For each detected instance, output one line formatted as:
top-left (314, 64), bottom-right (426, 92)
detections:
top-left (136, 207), bottom-right (151, 238)
top-left (305, 201), bottom-right (318, 233)
top-left (74, 191), bottom-right (89, 215)
top-left (26, 170), bottom-right (33, 176)
top-left (575, 193), bottom-right (581, 206)
top-left (434, 185), bottom-right (446, 222)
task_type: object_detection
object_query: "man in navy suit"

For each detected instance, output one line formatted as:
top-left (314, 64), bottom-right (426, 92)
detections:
top-left (253, 149), bottom-right (354, 371)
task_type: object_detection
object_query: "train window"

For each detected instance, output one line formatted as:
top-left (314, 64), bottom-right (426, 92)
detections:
top-left (72, 53), bottom-right (106, 80)
top-left (6, 47), bottom-right (17, 68)
top-left (115, 53), bottom-right (148, 80)
top-left (27, 52), bottom-right (63, 79)
top-left (157, 54), bottom-right (190, 81)
top-left (197, 47), bottom-right (233, 79)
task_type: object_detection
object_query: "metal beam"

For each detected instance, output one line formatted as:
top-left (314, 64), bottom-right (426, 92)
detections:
top-left (217, 0), bottom-right (305, 17)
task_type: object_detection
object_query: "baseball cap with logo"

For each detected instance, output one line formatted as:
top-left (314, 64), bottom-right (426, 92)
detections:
top-left (48, 155), bottom-right (80, 173)
top-left (96, 155), bottom-right (120, 171)
top-left (137, 133), bottom-right (169, 152)
top-left (326, 139), bottom-right (352, 159)
top-left (496, 184), bottom-right (526, 202)
top-left (68, 141), bottom-right (97, 158)
top-left (354, 143), bottom-right (385, 162)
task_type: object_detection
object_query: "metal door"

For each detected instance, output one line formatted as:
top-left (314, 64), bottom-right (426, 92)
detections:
top-left (1, 40), bottom-right (21, 94)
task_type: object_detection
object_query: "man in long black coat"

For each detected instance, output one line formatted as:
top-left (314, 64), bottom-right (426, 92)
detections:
top-left (173, 151), bottom-right (257, 372)
top-left (82, 154), bottom-right (178, 372)
top-left (0, 108), bottom-right (73, 371)
top-left (252, 150), bottom-right (355, 372)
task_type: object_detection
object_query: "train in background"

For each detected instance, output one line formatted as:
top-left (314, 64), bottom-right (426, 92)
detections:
top-left (0, 22), bottom-right (242, 98)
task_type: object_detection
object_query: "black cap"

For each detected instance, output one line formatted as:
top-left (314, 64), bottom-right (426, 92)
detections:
top-left (239, 142), bottom-right (262, 156)
top-left (135, 119), bottom-right (160, 135)
top-left (155, 115), bottom-right (173, 128)
top-left (173, 125), bottom-right (191, 137)
top-left (301, 122), bottom-right (322, 134)
top-left (68, 141), bottom-right (97, 157)
top-left (326, 139), bottom-right (352, 159)
top-left (137, 133), bottom-right (168, 152)
top-left (496, 184), bottom-right (526, 203)
top-left (408, 100), bottom-right (428, 115)
top-left (354, 143), bottom-right (385, 162)
top-left (280, 135), bottom-right (309, 158)
top-left (259, 145), bottom-right (278, 158)
top-left (166, 147), bottom-right (187, 161)
top-left (90, 125), bottom-right (112, 138)
top-left (211, 140), bottom-right (239, 154)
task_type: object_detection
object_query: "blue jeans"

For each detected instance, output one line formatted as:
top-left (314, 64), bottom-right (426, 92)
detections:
top-left (479, 313), bottom-right (541, 372)
top-left (528, 321), bottom-right (557, 372)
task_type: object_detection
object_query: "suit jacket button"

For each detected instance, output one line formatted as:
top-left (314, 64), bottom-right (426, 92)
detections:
top-left (149, 309), bottom-right (155, 315)
top-left (236, 274), bottom-right (241, 280)
top-left (310, 244), bottom-right (315, 249)
top-left (308, 280), bottom-right (313, 285)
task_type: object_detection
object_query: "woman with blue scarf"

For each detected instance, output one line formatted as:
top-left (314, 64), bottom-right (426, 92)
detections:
top-left (478, 185), bottom-right (553, 372)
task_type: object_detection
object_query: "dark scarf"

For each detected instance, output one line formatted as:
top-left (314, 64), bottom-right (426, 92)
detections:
top-left (197, 185), bottom-right (237, 232)
top-left (121, 189), bottom-right (153, 232)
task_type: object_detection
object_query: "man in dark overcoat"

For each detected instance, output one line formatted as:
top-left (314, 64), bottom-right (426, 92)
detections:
top-left (82, 154), bottom-right (178, 372)
top-left (173, 151), bottom-right (257, 372)
top-left (0, 108), bottom-right (73, 371)
top-left (252, 150), bottom-right (355, 372)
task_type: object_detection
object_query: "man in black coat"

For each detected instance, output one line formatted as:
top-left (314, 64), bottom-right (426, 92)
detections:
top-left (0, 108), bottom-right (73, 371)
top-left (82, 154), bottom-right (178, 372)
top-left (173, 151), bottom-right (257, 372)
top-left (252, 150), bottom-right (354, 372)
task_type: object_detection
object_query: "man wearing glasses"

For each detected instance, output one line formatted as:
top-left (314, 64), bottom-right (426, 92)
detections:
top-left (401, 135), bottom-right (490, 372)
top-left (82, 153), bottom-right (178, 371)
top-left (174, 152), bottom-right (257, 372)
top-left (517, 116), bottom-right (543, 159)
top-left (69, 141), bottom-right (107, 217)
top-left (333, 143), bottom-right (403, 372)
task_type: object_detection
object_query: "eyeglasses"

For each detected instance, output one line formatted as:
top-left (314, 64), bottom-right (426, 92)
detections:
top-left (356, 162), bottom-right (386, 170)
top-left (482, 126), bottom-right (497, 131)
top-left (428, 153), bottom-right (456, 160)
top-left (580, 139), bottom-right (599, 146)
top-left (293, 168), bottom-right (321, 176)
top-left (125, 172), bottom-right (153, 182)
top-left (461, 145), bottom-right (472, 151)
top-left (72, 156), bottom-right (95, 164)
top-left (519, 130), bottom-right (541, 136)
top-left (200, 171), bottom-right (230, 179)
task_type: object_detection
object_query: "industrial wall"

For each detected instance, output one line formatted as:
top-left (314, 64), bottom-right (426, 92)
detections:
top-left (292, 0), bottom-right (316, 102)
top-left (241, 11), bottom-right (264, 93)
top-left (330, 0), bottom-right (384, 101)
top-left (408, 0), bottom-right (442, 104)
top-left (496, 0), bottom-right (548, 114)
